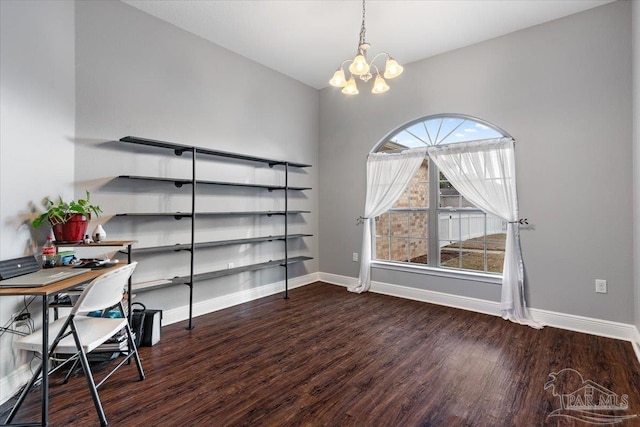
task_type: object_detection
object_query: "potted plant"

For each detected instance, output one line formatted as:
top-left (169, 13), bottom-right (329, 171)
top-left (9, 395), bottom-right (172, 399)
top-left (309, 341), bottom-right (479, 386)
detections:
top-left (32, 191), bottom-right (103, 243)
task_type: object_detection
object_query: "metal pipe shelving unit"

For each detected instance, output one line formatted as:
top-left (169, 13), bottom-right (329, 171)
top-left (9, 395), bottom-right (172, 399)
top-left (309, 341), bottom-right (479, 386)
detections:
top-left (117, 136), bottom-right (312, 329)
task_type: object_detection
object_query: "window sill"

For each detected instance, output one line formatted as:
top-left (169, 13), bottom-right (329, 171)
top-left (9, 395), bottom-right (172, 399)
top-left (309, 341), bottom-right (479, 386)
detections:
top-left (371, 261), bottom-right (503, 285)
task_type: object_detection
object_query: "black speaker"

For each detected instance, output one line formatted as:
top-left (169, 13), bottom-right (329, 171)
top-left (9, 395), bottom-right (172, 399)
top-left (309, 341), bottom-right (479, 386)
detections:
top-left (141, 309), bottom-right (162, 346)
top-left (132, 303), bottom-right (162, 347)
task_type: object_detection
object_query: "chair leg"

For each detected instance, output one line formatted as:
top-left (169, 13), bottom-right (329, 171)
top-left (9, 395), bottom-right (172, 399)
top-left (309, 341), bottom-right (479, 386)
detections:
top-left (125, 321), bottom-right (145, 381)
top-left (70, 322), bottom-right (108, 426)
top-left (63, 356), bottom-right (80, 384)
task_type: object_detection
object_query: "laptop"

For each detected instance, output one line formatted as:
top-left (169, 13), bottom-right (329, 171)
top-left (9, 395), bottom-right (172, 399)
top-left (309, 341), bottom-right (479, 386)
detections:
top-left (0, 256), bottom-right (92, 287)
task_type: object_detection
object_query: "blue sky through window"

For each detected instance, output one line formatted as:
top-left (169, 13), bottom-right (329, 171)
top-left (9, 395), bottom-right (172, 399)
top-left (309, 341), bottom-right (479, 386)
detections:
top-left (387, 117), bottom-right (504, 149)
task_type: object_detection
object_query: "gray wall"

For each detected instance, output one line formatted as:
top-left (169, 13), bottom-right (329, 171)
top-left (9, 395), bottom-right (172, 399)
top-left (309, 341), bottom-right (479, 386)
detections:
top-left (0, 0), bottom-right (75, 401)
top-left (319, 1), bottom-right (634, 323)
top-left (74, 1), bottom-right (319, 311)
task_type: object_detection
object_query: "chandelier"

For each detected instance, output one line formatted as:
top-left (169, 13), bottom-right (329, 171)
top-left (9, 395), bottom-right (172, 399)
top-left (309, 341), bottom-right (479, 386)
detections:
top-left (329, 0), bottom-right (404, 95)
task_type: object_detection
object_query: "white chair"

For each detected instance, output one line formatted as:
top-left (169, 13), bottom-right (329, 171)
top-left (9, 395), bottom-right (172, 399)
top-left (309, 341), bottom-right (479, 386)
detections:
top-left (8, 262), bottom-right (145, 426)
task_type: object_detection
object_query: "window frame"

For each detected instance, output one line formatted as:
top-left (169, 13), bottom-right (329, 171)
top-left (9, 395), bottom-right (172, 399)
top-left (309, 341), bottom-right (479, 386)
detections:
top-left (370, 114), bottom-right (511, 284)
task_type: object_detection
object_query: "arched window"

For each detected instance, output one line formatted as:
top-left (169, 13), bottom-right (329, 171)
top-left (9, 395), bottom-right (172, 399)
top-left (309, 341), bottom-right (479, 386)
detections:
top-left (372, 114), bottom-right (510, 275)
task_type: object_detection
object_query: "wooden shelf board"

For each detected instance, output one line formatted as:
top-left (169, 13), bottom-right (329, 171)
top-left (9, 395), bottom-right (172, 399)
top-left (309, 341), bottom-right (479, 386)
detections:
top-left (175, 256), bottom-right (313, 284)
top-left (118, 175), bottom-right (191, 185)
top-left (131, 279), bottom-right (174, 292)
top-left (118, 175), bottom-right (311, 191)
top-left (120, 136), bottom-right (311, 168)
top-left (132, 256), bottom-right (313, 292)
top-left (53, 240), bottom-right (137, 247)
top-left (116, 211), bottom-right (309, 218)
top-left (127, 234), bottom-right (314, 255)
top-left (116, 212), bottom-right (193, 218)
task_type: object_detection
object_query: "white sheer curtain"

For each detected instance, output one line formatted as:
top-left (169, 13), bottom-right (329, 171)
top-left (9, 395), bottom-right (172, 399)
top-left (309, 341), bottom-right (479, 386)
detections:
top-left (427, 138), bottom-right (541, 328)
top-left (350, 148), bottom-right (427, 293)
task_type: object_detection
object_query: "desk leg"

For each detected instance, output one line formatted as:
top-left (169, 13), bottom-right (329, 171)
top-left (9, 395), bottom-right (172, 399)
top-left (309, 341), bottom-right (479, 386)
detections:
top-left (10, 297), bottom-right (50, 424)
top-left (42, 295), bottom-right (49, 426)
top-left (4, 296), bottom-right (49, 425)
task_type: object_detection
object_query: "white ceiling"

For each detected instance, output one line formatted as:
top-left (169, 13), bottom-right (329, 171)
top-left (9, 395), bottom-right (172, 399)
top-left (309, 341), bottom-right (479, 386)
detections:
top-left (122, 0), bottom-right (614, 90)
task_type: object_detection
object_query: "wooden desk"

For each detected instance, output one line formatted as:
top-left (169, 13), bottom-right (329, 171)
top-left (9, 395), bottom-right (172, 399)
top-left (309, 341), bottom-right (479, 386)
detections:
top-left (0, 266), bottom-right (119, 297)
top-left (0, 260), bottom-right (130, 426)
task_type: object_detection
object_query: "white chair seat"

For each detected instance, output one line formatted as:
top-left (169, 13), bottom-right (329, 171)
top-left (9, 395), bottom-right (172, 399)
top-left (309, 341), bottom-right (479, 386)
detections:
top-left (15, 315), bottom-right (128, 354)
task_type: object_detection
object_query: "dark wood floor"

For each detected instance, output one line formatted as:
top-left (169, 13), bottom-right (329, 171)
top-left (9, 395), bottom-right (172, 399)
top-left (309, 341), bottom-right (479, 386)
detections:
top-left (3, 282), bottom-right (640, 426)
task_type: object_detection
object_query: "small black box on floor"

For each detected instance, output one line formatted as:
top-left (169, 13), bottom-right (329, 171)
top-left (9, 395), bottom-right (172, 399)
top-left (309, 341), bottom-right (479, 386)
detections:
top-left (141, 309), bottom-right (162, 346)
top-left (132, 303), bottom-right (162, 346)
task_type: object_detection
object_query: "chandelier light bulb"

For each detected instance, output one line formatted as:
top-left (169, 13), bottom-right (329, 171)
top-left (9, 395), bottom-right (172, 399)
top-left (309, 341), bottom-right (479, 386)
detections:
top-left (383, 57), bottom-right (404, 79)
top-left (342, 76), bottom-right (359, 95)
top-left (371, 75), bottom-right (389, 94)
top-left (329, 68), bottom-right (347, 87)
top-left (349, 54), bottom-right (370, 76)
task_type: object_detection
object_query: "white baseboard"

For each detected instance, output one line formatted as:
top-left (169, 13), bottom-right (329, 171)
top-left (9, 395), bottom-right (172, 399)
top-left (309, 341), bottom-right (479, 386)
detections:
top-left (319, 272), bottom-right (640, 365)
top-left (633, 327), bottom-right (640, 364)
top-left (529, 308), bottom-right (638, 342)
top-left (162, 272), bottom-right (320, 326)
top-left (317, 272), bottom-right (358, 289)
top-left (320, 272), bottom-right (502, 316)
top-left (372, 279), bottom-right (502, 317)
top-left (0, 362), bottom-right (31, 405)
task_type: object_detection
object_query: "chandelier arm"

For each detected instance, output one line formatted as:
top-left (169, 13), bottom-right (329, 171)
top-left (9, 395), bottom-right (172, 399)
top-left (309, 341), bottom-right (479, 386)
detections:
top-left (368, 52), bottom-right (390, 68)
top-left (341, 59), bottom-right (355, 80)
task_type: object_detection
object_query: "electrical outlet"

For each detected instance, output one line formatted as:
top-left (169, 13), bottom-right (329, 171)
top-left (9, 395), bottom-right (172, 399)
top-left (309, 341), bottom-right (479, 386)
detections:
top-left (352, 252), bottom-right (359, 262)
top-left (595, 279), bottom-right (607, 294)
top-left (227, 262), bottom-right (234, 269)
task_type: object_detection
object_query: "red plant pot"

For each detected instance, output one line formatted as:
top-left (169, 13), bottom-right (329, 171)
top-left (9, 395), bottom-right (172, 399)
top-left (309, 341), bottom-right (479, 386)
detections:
top-left (52, 214), bottom-right (89, 243)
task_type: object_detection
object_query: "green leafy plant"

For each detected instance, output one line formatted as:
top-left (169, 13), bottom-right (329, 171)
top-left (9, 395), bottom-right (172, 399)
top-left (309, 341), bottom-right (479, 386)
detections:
top-left (32, 191), bottom-right (103, 228)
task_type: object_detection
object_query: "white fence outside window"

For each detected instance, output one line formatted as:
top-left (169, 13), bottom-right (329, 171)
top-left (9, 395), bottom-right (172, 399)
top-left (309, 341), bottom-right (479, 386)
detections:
top-left (438, 211), bottom-right (506, 247)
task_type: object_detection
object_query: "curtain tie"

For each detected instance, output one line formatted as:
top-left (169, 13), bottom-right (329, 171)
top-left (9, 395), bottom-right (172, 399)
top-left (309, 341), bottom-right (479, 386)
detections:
top-left (509, 218), bottom-right (528, 225)
top-left (356, 216), bottom-right (369, 225)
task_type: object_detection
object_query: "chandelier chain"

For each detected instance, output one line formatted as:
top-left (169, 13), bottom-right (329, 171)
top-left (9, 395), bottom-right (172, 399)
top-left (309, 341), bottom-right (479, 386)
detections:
top-left (358, 0), bottom-right (367, 48)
